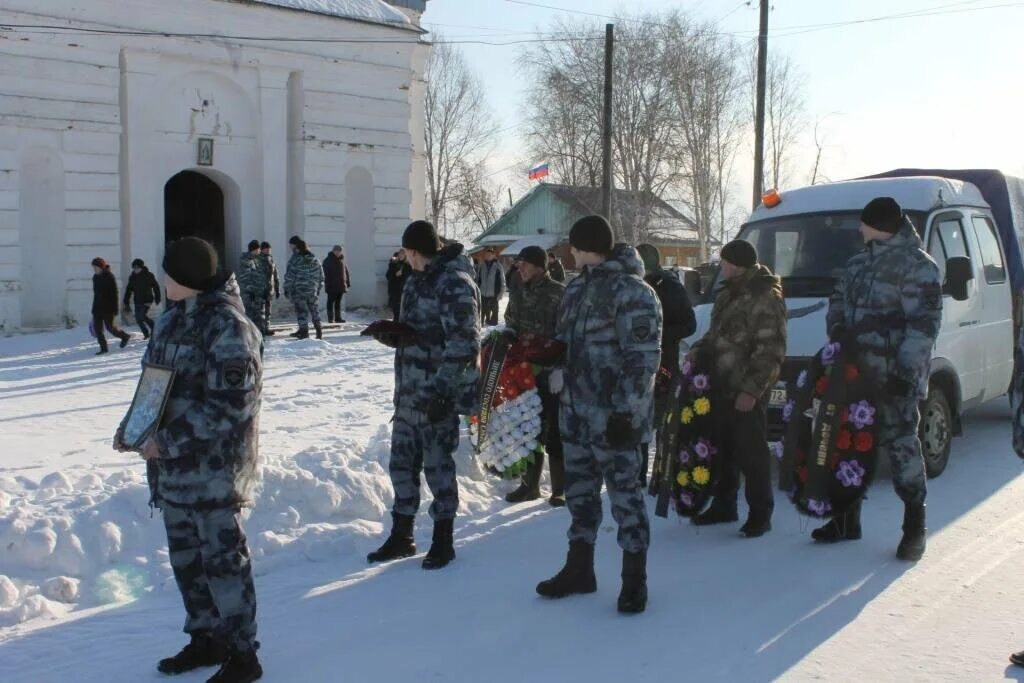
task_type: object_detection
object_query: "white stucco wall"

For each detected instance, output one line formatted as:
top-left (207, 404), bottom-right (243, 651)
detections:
top-left (0, 0), bottom-right (428, 329)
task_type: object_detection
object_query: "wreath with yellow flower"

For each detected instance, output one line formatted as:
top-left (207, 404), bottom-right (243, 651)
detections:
top-left (663, 355), bottom-right (721, 517)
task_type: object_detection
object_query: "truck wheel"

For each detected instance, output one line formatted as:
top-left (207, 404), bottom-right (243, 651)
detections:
top-left (920, 388), bottom-right (952, 479)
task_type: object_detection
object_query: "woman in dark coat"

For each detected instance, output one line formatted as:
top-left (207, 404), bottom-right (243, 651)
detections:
top-left (322, 245), bottom-right (351, 323)
top-left (385, 251), bottom-right (412, 320)
top-left (91, 257), bottom-right (130, 354)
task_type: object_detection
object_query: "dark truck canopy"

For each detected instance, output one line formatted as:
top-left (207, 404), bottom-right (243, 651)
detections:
top-left (861, 169), bottom-right (1024, 292)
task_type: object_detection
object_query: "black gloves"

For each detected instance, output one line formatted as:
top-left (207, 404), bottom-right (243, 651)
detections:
top-left (426, 396), bottom-right (452, 423)
top-left (361, 320), bottom-right (418, 349)
top-left (885, 374), bottom-right (915, 399)
top-left (606, 413), bottom-right (635, 449)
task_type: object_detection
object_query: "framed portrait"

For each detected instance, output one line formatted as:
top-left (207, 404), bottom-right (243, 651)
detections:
top-left (122, 363), bottom-right (176, 449)
top-left (197, 138), bottom-right (214, 166)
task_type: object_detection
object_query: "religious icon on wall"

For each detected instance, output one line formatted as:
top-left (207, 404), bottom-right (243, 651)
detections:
top-left (197, 138), bottom-right (214, 166)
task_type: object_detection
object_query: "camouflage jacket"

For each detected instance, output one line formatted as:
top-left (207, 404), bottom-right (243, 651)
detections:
top-left (237, 253), bottom-right (265, 295)
top-left (557, 244), bottom-right (663, 445)
top-left (505, 273), bottom-right (564, 339)
top-left (137, 274), bottom-right (264, 508)
top-left (395, 243), bottom-right (481, 415)
top-left (260, 253), bottom-right (280, 296)
top-left (827, 223), bottom-right (942, 399)
top-left (284, 250), bottom-right (324, 300)
top-left (694, 265), bottom-right (787, 399)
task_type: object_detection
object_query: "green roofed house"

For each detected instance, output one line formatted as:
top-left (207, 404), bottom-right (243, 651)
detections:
top-left (473, 183), bottom-right (709, 270)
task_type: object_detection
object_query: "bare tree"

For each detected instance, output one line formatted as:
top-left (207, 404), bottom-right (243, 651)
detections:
top-left (749, 48), bottom-right (806, 191)
top-left (424, 39), bottom-right (499, 237)
top-left (450, 160), bottom-right (502, 242)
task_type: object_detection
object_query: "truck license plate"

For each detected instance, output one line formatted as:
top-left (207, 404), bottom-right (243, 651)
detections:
top-left (769, 387), bottom-right (787, 407)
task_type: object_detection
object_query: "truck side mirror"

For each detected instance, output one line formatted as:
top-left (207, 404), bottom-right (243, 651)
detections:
top-left (683, 271), bottom-right (702, 299)
top-left (943, 256), bottom-right (973, 302)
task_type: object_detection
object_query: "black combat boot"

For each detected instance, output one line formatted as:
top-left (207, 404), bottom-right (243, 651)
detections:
top-left (740, 509), bottom-right (772, 538)
top-left (157, 632), bottom-right (226, 675)
top-left (536, 540), bottom-right (597, 598)
top-left (422, 518), bottom-right (456, 570)
top-left (206, 649), bottom-right (262, 683)
top-left (367, 512), bottom-right (416, 563)
top-left (548, 493), bottom-right (566, 508)
top-left (119, 333), bottom-right (131, 348)
top-left (294, 326), bottom-right (309, 340)
top-left (617, 550), bottom-right (648, 614)
top-left (314, 322), bottom-right (323, 340)
top-left (1010, 650), bottom-right (1024, 667)
top-left (896, 503), bottom-right (926, 561)
top-left (505, 483), bottom-right (541, 503)
top-left (812, 498), bottom-right (863, 543)
top-left (692, 498), bottom-right (739, 527)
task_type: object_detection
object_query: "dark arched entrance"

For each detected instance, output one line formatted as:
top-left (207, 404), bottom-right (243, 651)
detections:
top-left (164, 171), bottom-right (226, 266)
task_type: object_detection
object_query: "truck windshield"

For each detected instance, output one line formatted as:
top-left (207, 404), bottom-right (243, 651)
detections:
top-left (704, 211), bottom-right (926, 300)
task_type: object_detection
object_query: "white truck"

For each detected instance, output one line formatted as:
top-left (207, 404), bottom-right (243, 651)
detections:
top-left (686, 169), bottom-right (1024, 478)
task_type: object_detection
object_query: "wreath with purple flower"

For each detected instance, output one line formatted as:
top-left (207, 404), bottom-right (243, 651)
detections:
top-left (778, 340), bottom-right (880, 519)
top-left (666, 356), bottom-right (720, 517)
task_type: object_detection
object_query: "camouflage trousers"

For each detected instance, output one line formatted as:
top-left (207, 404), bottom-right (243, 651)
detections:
top-left (563, 440), bottom-right (650, 553)
top-left (293, 293), bottom-right (321, 328)
top-left (877, 396), bottom-right (927, 506)
top-left (390, 406), bottom-right (460, 521)
top-left (241, 290), bottom-right (267, 333)
top-left (162, 504), bottom-right (258, 653)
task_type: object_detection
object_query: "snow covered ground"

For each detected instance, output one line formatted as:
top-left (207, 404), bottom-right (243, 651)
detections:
top-left (1, 321), bottom-right (1023, 682)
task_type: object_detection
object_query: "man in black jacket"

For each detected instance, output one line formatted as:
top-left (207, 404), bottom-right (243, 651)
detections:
top-left (322, 245), bottom-right (351, 323)
top-left (386, 251), bottom-right (411, 320)
top-left (91, 257), bottom-right (130, 355)
top-left (636, 244), bottom-right (696, 487)
top-left (123, 258), bottom-right (162, 339)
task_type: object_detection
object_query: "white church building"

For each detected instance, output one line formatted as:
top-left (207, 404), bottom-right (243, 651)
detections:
top-left (0, 0), bottom-right (429, 330)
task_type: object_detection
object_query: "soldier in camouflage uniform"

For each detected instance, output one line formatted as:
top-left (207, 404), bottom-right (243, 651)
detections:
top-left (503, 245), bottom-right (566, 506)
top-left (283, 239), bottom-right (324, 340)
top-left (690, 239), bottom-right (786, 538)
top-left (536, 215), bottom-right (662, 615)
top-left (259, 242), bottom-right (279, 335)
top-left (238, 240), bottom-right (269, 336)
top-left (823, 197), bottom-right (942, 561)
top-left (366, 220), bottom-right (481, 570)
top-left (114, 237), bottom-right (264, 683)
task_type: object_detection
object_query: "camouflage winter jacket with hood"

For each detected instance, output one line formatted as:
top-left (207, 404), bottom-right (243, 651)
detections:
top-left (135, 274), bottom-right (264, 508)
top-left (505, 273), bottom-right (564, 339)
top-left (693, 264), bottom-right (787, 399)
top-left (557, 243), bottom-right (663, 445)
top-left (395, 243), bottom-right (481, 415)
top-left (284, 249), bottom-right (324, 300)
top-left (827, 222), bottom-right (942, 399)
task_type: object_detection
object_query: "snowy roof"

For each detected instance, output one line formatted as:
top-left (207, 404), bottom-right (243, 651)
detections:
top-left (500, 234), bottom-right (560, 255)
top-left (748, 177), bottom-right (989, 224)
top-left (248, 0), bottom-right (414, 28)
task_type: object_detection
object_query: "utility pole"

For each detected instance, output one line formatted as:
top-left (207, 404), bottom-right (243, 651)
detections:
top-left (752, 0), bottom-right (769, 209)
top-left (601, 23), bottom-right (614, 221)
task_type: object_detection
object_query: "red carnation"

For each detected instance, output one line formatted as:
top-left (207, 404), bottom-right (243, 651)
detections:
top-left (815, 376), bottom-right (829, 395)
top-left (836, 429), bottom-right (852, 451)
top-left (854, 431), bottom-right (873, 452)
top-left (845, 364), bottom-right (859, 381)
top-left (840, 408), bottom-right (850, 424)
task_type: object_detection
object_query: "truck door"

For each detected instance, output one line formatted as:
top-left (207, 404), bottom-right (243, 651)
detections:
top-left (968, 214), bottom-right (1013, 399)
top-left (926, 211), bottom-right (985, 404)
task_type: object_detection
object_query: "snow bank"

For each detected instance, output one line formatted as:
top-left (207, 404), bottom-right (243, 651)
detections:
top-left (0, 327), bottom-right (508, 627)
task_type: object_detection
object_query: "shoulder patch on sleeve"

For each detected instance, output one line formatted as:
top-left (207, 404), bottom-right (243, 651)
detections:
top-left (632, 317), bottom-right (653, 342)
top-left (222, 359), bottom-right (247, 389)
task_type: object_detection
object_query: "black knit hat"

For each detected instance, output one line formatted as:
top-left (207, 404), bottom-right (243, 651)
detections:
top-left (163, 237), bottom-right (219, 291)
top-left (569, 215), bottom-right (614, 255)
top-left (247, 240), bottom-right (261, 252)
top-left (131, 258), bottom-right (145, 268)
top-left (518, 246), bottom-right (547, 270)
top-left (402, 220), bottom-right (441, 256)
top-left (260, 241), bottom-right (271, 250)
top-left (289, 235), bottom-right (301, 246)
top-left (636, 243), bottom-right (661, 274)
top-left (861, 196), bottom-right (904, 234)
top-left (721, 239), bottom-right (757, 268)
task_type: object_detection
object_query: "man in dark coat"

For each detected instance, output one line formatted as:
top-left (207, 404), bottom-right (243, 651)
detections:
top-left (123, 258), bottom-right (162, 339)
top-left (322, 245), bottom-right (351, 323)
top-left (503, 245), bottom-right (566, 506)
top-left (386, 251), bottom-right (412, 320)
top-left (475, 248), bottom-right (505, 326)
top-left (636, 243), bottom-right (697, 487)
top-left (690, 240), bottom-right (787, 538)
top-left (548, 251), bottom-right (566, 283)
top-left (91, 257), bottom-right (130, 355)
top-left (115, 237), bottom-right (264, 682)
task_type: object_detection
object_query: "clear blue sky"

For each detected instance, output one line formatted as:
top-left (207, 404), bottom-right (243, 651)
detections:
top-left (420, 0), bottom-right (1024, 210)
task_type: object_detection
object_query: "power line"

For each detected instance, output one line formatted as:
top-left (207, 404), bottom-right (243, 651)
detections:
top-left (771, 1), bottom-right (1024, 38)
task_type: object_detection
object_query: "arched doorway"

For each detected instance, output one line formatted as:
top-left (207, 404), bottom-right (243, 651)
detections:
top-left (164, 171), bottom-right (226, 266)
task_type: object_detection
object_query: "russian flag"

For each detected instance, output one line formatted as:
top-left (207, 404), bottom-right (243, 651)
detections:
top-left (528, 163), bottom-right (550, 181)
